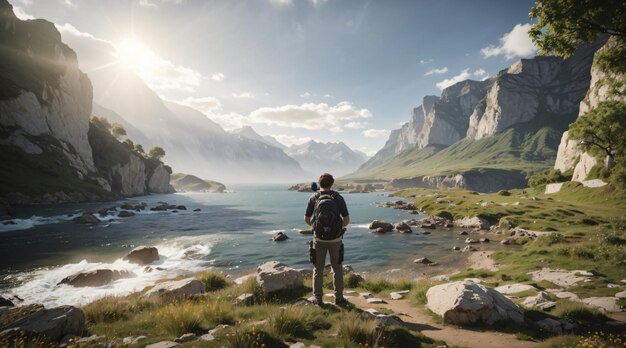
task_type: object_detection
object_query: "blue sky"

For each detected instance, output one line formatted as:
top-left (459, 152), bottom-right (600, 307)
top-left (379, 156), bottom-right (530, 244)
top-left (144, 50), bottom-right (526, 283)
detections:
top-left (15, 0), bottom-right (537, 155)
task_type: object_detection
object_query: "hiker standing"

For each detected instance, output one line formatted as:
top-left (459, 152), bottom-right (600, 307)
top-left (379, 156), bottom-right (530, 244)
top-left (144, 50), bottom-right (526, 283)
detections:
top-left (304, 173), bottom-right (350, 306)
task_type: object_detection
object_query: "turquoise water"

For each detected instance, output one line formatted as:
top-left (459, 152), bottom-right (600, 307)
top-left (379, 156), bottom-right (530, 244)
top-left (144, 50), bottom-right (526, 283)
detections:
top-left (0, 185), bottom-right (466, 306)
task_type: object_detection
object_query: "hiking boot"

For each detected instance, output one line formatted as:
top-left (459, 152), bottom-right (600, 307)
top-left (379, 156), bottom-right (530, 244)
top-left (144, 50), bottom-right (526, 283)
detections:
top-left (310, 297), bottom-right (323, 306)
top-left (334, 297), bottom-right (350, 307)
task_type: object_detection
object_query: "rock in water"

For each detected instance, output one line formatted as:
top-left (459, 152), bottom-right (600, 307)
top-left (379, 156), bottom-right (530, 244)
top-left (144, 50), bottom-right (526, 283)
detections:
top-left (454, 217), bottom-right (490, 230)
top-left (73, 213), bottom-right (100, 224)
top-left (394, 222), bottom-right (412, 233)
top-left (426, 281), bottom-right (524, 326)
top-left (143, 278), bottom-right (205, 301)
top-left (0, 305), bottom-right (85, 342)
top-left (256, 261), bottom-right (304, 293)
top-left (57, 269), bottom-right (132, 287)
top-left (368, 220), bottom-right (393, 232)
top-left (126, 246), bottom-right (159, 265)
top-left (272, 231), bottom-right (288, 241)
top-left (117, 211), bottom-right (135, 218)
top-left (0, 296), bottom-right (14, 307)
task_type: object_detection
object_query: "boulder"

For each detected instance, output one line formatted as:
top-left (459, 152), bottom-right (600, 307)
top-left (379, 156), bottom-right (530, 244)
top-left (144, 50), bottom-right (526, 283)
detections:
top-left (462, 245), bottom-right (478, 252)
top-left (143, 278), bottom-right (206, 301)
top-left (522, 291), bottom-right (557, 310)
top-left (193, 208), bottom-right (201, 212)
top-left (368, 220), bottom-right (393, 232)
top-left (413, 257), bottom-right (433, 264)
top-left (528, 268), bottom-right (594, 288)
top-left (394, 222), bottom-right (412, 233)
top-left (72, 213), bottom-right (99, 224)
top-left (256, 261), bottom-right (304, 293)
top-left (126, 246), bottom-right (159, 265)
top-left (123, 336), bottom-right (147, 345)
top-left (117, 211), bottom-right (135, 218)
top-left (454, 216), bottom-right (490, 230)
top-left (582, 297), bottom-right (622, 312)
top-left (452, 246), bottom-right (461, 251)
top-left (494, 283), bottom-right (537, 295)
top-left (299, 229), bottom-right (313, 235)
top-left (235, 293), bottom-right (255, 306)
top-left (464, 238), bottom-right (479, 244)
top-left (372, 227), bottom-right (386, 234)
top-left (0, 296), bottom-right (14, 307)
top-left (420, 223), bottom-right (436, 229)
top-left (0, 305), bottom-right (85, 342)
top-left (459, 231), bottom-right (469, 236)
top-left (174, 333), bottom-right (196, 343)
top-left (500, 239), bottom-right (511, 245)
top-left (366, 298), bottom-right (386, 304)
top-left (480, 238), bottom-right (490, 243)
top-left (272, 231), bottom-right (288, 242)
top-left (120, 204), bottom-right (134, 210)
top-left (176, 205), bottom-right (187, 210)
top-left (536, 318), bottom-right (564, 334)
top-left (58, 269), bottom-right (132, 287)
top-left (151, 205), bottom-right (168, 211)
top-left (426, 281), bottom-right (524, 325)
top-left (146, 341), bottom-right (180, 348)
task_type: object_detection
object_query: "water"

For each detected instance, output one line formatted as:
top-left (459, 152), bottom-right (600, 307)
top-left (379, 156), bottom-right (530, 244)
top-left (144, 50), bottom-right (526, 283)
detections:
top-left (0, 185), bottom-right (467, 307)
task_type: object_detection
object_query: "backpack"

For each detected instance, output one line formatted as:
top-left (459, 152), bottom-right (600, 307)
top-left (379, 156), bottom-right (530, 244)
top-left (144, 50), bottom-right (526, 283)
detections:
top-left (312, 191), bottom-right (343, 240)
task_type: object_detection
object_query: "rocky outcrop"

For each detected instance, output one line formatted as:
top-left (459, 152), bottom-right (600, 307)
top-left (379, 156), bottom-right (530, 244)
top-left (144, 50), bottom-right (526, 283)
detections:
top-left (255, 261), bottom-right (304, 293)
top-left (169, 173), bottom-right (225, 193)
top-left (143, 278), bottom-right (205, 301)
top-left (0, 305), bottom-right (85, 342)
top-left (454, 216), bottom-right (490, 230)
top-left (426, 281), bottom-right (524, 326)
top-left (126, 246), bottom-right (159, 265)
top-left (57, 269), bottom-right (132, 287)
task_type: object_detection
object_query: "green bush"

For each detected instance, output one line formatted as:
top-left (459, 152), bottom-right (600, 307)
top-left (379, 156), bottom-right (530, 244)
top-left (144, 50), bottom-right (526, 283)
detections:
top-left (336, 312), bottom-right (381, 346)
top-left (497, 190), bottom-right (511, 196)
top-left (268, 306), bottom-right (330, 339)
top-left (156, 301), bottom-right (203, 336)
top-left (344, 273), bottom-right (364, 288)
top-left (197, 270), bottom-right (229, 292)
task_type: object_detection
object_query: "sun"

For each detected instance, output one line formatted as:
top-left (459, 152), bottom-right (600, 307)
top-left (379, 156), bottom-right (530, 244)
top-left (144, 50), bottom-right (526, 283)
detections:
top-left (115, 38), bottom-right (153, 71)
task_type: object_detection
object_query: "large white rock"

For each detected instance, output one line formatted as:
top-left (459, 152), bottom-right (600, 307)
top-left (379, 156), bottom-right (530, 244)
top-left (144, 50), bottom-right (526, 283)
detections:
top-left (454, 216), bottom-right (490, 230)
top-left (572, 152), bottom-right (598, 182)
top-left (494, 283), bottom-right (537, 295)
top-left (529, 268), bottom-right (594, 288)
top-left (426, 281), bottom-right (524, 325)
top-left (582, 297), bottom-right (622, 312)
top-left (256, 261), bottom-right (304, 293)
top-left (545, 182), bottom-right (564, 194)
top-left (554, 131), bottom-right (581, 173)
top-left (0, 305), bottom-right (85, 342)
top-left (143, 278), bottom-right (205, 301)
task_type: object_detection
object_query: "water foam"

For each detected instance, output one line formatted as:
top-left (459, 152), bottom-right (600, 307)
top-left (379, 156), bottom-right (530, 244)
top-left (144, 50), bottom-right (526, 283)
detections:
top-left (2, 234), bottom-right (226, 308)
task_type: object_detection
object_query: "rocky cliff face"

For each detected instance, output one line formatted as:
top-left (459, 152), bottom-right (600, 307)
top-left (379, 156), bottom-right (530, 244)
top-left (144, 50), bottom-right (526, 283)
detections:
top-left (553, 39), bottom-right (625, 181)
top-left (0, 1), bottom-right (172, 203)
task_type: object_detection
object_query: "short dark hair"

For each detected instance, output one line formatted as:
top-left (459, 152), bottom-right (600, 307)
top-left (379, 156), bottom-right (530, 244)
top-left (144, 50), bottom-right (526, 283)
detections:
top-left (319, 173), bottom-right (334, 189)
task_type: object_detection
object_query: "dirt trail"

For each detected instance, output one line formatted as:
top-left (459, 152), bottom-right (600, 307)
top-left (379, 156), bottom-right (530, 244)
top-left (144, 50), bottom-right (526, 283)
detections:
top-left (348, 296), bottom-right (539, 348)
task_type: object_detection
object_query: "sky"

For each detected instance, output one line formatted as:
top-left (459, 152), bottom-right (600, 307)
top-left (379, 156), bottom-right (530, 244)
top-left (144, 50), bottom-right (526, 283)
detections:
top-left (14, 0), bottom-right (538, 156)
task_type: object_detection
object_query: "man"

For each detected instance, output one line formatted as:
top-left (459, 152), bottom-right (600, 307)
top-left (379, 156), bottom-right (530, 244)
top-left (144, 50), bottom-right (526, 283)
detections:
top-left (304, 173), bottom-right (350, 306)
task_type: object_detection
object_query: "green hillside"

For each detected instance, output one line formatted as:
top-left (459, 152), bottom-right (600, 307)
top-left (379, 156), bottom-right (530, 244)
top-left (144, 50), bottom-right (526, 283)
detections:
top-left (346, 120), bottom-right (566, 181)
top-left (170, 173), bottom-right (226, 193)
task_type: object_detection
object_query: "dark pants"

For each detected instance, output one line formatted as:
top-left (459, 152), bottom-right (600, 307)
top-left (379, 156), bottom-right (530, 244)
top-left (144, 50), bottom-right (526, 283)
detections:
top-left (312, 240), bottom-right (343, 299)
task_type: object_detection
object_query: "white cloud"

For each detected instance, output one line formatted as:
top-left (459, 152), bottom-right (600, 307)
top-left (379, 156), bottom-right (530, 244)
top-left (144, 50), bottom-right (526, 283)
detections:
top-left (55, 23), bottom-right (112, 44)
top-left (13, 6), bottom-right (34, 20)
top-left (211, 72), bottom-right (224, 82)
top-left (274, 134), bottom-right (314, 147)
top-left (436, 69), bottom-right (471, 90)
top-left (481, 23), bottom-right (537, 59)
top-left (269, 0), bottom-right (293, 6)
top-left (309, 0), bottom-right (328, 6)
top-left (323, 94), bottom-right (333, 99)
top-left (345, 121), bottom-right (368, 129)
top-left (419, 59), bottom-right (433, 64)
top-left (179, 96), bottom-right (222, 113)
top-left (63, 0), bottom-right (76, 7)
top-left (473, 68), bottom-right (487, 77)
top-left (300, 92), bottom-right (312, 98)
top-left (207, 112), bottom-right (250, 130)
top-left (362, 129), bottom-right (390, 138)
top-left (424, 67), bottom-right (448, 76)
top-left (250, 101), bottom-right (371, 133)
top-left (232, 92), bottom-right (255, 99)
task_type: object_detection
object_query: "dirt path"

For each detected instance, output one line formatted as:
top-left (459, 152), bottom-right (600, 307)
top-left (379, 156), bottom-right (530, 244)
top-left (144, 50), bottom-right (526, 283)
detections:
top-left (347, 296), bottom-right (539, 348)
top-left (466, 250), bottom-right (499, 271)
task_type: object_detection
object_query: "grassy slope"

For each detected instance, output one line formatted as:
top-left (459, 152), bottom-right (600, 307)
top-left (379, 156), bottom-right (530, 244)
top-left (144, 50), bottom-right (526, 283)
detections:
top-left (346, 121), bottom-right (564, 181)
top-left (170, 173), bottom-right (226, 192)
top-left (396, 183), bottom-right (626, 300)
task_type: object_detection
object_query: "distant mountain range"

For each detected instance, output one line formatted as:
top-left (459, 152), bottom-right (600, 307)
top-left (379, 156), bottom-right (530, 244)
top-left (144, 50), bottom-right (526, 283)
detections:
top-left (347, 38), bottom-right (607, 191)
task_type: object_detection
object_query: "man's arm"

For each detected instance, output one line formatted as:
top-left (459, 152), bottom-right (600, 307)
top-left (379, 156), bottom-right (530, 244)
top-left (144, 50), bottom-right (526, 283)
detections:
top-left (342, 215), bottom-right (350, 227)
top-left (304, 215), bottom-right (312, 226)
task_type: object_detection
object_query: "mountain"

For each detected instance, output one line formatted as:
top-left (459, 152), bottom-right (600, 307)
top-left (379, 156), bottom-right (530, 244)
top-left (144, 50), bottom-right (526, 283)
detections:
top-left (0, 1), bottom-right (172, 203)
top-left (170, 173), bottom-right (226, 193)
top-left (350, 38), bottom-right (606, 191)
top-left (285, 140), bottom-right (368, 177)
top-left (84, 63), bottom-right (305, 183)
top-left (229, 126), bottom-right (287, 150)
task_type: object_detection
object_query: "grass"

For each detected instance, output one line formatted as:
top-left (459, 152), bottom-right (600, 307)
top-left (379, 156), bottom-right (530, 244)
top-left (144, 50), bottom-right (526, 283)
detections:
top-left (196, 270), bottom-right (229, 292)
top-left (410, 279), bottom-right (443, 305)
top-left (336, 311), bottom-right (381, 346)
top-left (267, 305), bottom-right (331, 339)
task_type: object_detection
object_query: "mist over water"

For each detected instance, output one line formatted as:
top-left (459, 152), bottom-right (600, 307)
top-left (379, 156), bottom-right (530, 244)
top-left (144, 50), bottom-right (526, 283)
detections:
top-left (0, 185), bottom-right (466, 307)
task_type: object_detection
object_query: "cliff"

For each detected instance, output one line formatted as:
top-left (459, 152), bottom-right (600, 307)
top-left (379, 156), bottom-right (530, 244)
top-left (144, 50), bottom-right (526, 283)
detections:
top-left (0, 1), bottom-right (172, 203)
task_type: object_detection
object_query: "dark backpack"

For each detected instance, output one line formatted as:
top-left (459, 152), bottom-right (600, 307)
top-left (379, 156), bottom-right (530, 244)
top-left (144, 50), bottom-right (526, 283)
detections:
top-left (312, 191), bottom-right (343, 240)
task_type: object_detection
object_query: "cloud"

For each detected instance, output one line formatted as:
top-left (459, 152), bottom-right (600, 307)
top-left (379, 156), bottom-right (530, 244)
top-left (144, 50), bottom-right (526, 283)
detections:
top-left (424, 67), bottom-right (448, 76)
top-left (269, 0), bottom-right (293, 6)
top-left (232, 92), bottom-right (255, 99)
top-left (419, 59), bottom-right (433, 64)
top-left (300, 92), bottom-right (312, 98)
top-left (179, 96), bottom-right (222, 113)
top-left (473, 68), bottom-right (486, 77)
top-left (481, 23), bottom-right (537, 59)
top-left (207, 112), bottom-right (250, 130)
top-left (274, 134), bottom-right (314, 147)
top-left (436, 69), bottom-right (471, 90)
top-left (63, 0), bottom-right (75, 7)
top-left (249, 101), bottom-right (371, 133)
top-left (211, 72), bottom-right (225, 82)
top-left (13, 6), bottom-right (34, 20)
top-left (362, 129), bottom-right (390, 138)
top-left (139, 0), bottom-right (185, 8)
top-left (323, 94), bottom-right (333, 99)
top-left (309, 0), bottom-right (328, 6)
top-left (345, 121), bottom-right (368, 129)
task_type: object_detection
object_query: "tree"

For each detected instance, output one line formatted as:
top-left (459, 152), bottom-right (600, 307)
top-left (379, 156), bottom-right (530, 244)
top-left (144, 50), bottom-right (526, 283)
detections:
top-left (123, 139), bottom-right (134, 148)
top-left (111, 124), bottom-right (127, 139)
top-left (529, 0), bottom-right (626, 58)
top-left (148, 146), bottom-right (166, 160)
top-left (133, 143), bottom-right (145, 154)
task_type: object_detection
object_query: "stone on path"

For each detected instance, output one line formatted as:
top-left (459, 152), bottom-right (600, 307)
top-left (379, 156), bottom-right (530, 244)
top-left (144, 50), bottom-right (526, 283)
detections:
top-left (366, 298), bottom-right (387, 304)
top-left (426, 281), bottom-right (524, 326)
top-left (390, 292), bottom-right (403, 300)
top-left (256, 261), bottom-right (304, 293)
top-left (494, 283), bottom-right (537, 295)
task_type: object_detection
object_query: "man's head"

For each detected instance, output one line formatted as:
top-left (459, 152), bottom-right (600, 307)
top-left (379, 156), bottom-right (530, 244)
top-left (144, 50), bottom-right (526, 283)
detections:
top-left (319, 173), bottom-right (334, 190)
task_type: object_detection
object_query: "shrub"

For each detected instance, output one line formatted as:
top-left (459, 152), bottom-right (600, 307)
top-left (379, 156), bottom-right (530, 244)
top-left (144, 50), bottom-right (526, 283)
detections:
top-left (156, 301), bottom-right (203, 336)
top-left (268, 306), bottom-right (330, 339)
top-left (344, 273), bottom-right (364, 288)
top-left (222, 326), bottom-right (284, 348)
top-left (83, 296), bottom-right (134, 323)
top-left (533, 233), bottom-right (565, 247)
top-left (201, 300), bottom-right (235, 326)
top-left (497, 190), bottom-right (511, 196)
top-left (197, 270), bottom-right (229, 292)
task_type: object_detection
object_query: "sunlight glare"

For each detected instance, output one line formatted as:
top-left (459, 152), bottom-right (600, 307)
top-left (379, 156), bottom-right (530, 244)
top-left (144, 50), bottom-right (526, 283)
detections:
top-left (115, 38), bottom-right (154, 72)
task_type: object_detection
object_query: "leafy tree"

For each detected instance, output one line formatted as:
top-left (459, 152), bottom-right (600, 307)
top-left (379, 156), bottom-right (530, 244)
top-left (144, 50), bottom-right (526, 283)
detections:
top-left (111, 124), bottom-right (127, 139)
top-left (529, 0), bottom-right (626, 58)
top-left (123, 139), bottom-right (134, 148)
top-left (90, 116), bottom-right (112, 130)
top-left (148, 146), bottom-right (166, 160)
top-left (569, 101), bottom-right (626, 186)
top-left (133, 143), bottom-right (145, 154)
